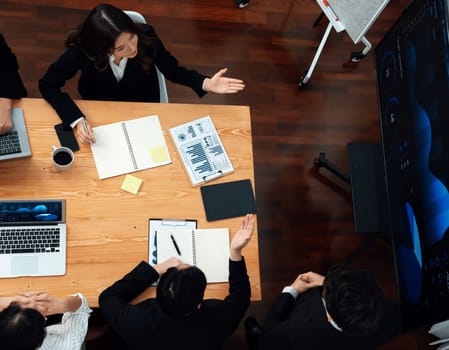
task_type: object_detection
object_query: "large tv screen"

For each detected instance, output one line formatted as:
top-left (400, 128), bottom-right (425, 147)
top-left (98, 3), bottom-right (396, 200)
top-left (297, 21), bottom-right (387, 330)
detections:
top-left (375, 0), bottom-right (449, 330)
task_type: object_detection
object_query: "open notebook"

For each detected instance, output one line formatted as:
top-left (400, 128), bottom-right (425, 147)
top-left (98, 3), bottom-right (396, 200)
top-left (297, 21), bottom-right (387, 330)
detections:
top-left (156, 228), bottom-right (230, 283)
top-left (90, 115), bottom-right (171, 179)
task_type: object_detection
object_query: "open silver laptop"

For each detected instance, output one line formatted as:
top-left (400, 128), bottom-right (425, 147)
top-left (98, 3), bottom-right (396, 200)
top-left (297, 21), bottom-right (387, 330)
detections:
top-left (0, 108), bottom-right (32, 161)
top-left (0, 199), bottom-right (66, 278)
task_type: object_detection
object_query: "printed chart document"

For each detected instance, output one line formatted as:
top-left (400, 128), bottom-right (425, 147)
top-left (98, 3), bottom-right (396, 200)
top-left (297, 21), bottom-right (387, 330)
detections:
top-left (156, 228), bottom-right (230, 283)
top-left (169, 116), bottom-right (233, 186)
top-left (91, 115), bottom-right (171, 179)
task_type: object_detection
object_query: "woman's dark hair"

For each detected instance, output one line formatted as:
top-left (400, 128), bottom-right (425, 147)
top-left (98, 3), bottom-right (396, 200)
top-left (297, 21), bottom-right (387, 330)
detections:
top-left (156, 266), bottom-right (207, 319)
top-left (0, 302), bottom-right (46, 350)
top-left (323, 266), bottom-right (384, 336)
top-left (65, 4), bottom-right (157, 71)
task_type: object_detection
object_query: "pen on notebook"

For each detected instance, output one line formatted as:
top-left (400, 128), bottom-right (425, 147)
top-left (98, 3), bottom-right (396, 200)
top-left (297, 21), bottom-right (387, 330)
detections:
top-left (170, 234), bottom-right (182, 256)
top-left (81, 118), bottom-right (93, 144)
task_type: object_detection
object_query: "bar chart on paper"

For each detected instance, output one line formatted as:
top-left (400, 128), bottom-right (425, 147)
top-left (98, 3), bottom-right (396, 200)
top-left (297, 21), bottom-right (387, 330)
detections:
top-left (169, 116), bottom-right (234, 186)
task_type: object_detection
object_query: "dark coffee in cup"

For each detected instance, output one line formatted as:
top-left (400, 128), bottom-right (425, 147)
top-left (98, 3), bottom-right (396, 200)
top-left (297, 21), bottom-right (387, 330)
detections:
top-left (51, 146), bottom-right (74, 171)
top-left (53, 151), bottom-right (72, 165)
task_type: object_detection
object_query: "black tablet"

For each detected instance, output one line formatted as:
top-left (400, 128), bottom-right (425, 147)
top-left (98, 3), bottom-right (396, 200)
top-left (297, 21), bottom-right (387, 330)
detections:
top-left (200, 179), bottom-right (257, 221)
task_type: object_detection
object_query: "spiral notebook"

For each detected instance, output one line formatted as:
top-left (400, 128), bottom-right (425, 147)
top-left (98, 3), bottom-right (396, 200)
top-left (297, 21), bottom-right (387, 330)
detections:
top-left (156, 228), bottom-right (230, 283)
top-left (90, 115), bottom-right (171, 179)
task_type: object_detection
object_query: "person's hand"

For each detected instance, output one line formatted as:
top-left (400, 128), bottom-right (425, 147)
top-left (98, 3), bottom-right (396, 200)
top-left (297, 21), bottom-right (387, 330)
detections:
top-left (204, 68), bottom-right (245, 94)
top-left (0, 98), bottom-right (13, 135)
top-left (18, 291), bottom-right (81, 316)
top-left (290, 271), bottom-right (325, 294)
top-left (230, 214), bottom-right (255, 261)
top-left (18, 291), bottom-right (60, 315)
top-left (0, 295), bottom-right (32, 311)
top-left (75, 118), bottom-right (96, 144)
top-left (153, 257), bottom-right (183, 276)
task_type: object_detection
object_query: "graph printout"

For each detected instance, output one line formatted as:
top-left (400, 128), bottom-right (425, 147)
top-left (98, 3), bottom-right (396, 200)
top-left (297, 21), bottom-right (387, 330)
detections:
top-left (169, 116), bottom-right (233, 186)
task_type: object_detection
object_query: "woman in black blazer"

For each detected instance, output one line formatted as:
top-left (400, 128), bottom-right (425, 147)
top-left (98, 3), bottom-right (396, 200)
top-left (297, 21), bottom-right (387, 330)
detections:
top-left (39, 4), bottom-right (245, 144)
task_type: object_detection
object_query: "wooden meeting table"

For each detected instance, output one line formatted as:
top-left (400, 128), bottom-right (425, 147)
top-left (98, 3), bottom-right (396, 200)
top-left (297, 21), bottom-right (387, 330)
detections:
top-left (0, 98), bottom-right (260, 307)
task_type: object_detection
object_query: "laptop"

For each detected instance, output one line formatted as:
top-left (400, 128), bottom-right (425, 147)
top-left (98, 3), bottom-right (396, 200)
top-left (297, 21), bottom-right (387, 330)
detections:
top-left (0, 108), bottom-right (32, 161)
top-left (0, 199), bottom-right (66, 278)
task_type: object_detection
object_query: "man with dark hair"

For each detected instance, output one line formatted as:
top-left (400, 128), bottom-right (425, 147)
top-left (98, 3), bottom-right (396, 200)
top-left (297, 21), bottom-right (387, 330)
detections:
top-left (99, 214), bottom-right (255, 350)
top-left (156, 265), bottom-right (207, 318)
top-left (0, 292), bottom-right (91, 350)
top-left (258, 267), bottom-right (402, 349)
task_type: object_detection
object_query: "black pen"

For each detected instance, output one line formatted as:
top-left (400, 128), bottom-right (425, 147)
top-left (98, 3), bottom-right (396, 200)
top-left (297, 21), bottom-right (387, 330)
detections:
top-left (170, 234), bottom-right (182, 256)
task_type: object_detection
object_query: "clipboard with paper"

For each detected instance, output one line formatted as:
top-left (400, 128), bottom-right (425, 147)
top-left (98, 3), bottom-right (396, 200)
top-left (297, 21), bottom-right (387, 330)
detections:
top-left (169, 115), bottom-right (234, 186)
top-left (148, 218), bottom-right (197, 265)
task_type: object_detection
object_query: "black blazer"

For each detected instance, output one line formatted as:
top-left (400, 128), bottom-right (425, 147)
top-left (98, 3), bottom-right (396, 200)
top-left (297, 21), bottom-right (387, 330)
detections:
top-left (99, 259), bottom-right (251, 350)
top-left (39, 24), bottom-right (207, 127)
top-left (260, 287), bottom-right (401, 350)
top-left (0, 33), bottom-right (27, 99)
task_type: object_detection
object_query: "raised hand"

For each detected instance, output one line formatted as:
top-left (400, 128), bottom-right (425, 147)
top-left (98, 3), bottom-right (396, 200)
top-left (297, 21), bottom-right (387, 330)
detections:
top-left (204, 68), bottom-right (245, 94)
top-left (230, 214), bottom-right (255, 261)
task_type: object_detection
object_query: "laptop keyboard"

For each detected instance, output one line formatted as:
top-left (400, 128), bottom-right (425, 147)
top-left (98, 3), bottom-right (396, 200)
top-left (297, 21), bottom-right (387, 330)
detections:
top-left (0, 131), bottom-right (22, 155)
top-left (0, 227), bottom-right (60, 254)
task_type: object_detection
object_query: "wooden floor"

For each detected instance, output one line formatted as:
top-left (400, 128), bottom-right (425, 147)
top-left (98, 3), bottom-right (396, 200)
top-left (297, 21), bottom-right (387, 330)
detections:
top-left (0, 0), bottom-right (435, 348)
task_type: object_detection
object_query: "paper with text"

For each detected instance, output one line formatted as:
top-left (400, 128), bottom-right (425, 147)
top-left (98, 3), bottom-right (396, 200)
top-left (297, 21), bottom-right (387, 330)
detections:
top-left (169, 116), bottom-right (233, 186)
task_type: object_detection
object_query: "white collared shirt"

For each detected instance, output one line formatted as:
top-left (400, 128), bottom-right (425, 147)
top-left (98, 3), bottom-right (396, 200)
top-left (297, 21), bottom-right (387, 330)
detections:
top-left (109, 54), bottom-right (128, 82)
top-left (38, 293), bottom-right (92, 350)
top-left (322, 297), bottom-right (343, 332)
top-left (282, 286), bottom-right (299, 299)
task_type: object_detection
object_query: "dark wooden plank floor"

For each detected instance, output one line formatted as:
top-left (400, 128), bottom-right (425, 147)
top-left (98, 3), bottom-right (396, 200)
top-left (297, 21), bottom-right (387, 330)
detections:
top-left (1, 0), bottom-right (435, 348)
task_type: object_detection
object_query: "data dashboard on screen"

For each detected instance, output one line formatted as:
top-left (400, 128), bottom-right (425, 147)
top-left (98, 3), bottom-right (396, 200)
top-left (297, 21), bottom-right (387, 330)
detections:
top-left (375, 0), bottom-right (449, 329)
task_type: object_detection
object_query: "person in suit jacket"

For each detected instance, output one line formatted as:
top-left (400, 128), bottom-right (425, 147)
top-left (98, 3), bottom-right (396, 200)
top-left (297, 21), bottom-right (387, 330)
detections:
top-left (39, 3), bottom-right (245, 144)
top-left (0, 33), bottom-right (27, 135)
top-left (259, 266), bottom-right (402, 350)
top-left (99, 214), bottom-right (254, 350)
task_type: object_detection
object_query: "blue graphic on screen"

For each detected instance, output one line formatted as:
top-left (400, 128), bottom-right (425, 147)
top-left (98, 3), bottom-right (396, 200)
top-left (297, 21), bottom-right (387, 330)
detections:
top-left (403, 38), bottom-right (449, 247)
top-left (398, 202), bottom-right (422, 305)
top-left (0, 201), bottom-right (62, 223)
top-left (375, 0), bottom-right (449, 328)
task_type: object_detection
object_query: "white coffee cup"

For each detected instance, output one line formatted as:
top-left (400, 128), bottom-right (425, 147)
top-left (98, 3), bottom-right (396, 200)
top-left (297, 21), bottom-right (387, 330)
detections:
top-left (51, 145), bottom-right (74, 171)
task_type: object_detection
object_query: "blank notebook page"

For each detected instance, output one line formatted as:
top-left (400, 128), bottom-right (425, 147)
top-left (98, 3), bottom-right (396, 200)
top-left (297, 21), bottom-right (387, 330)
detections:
top-left (156, 228), bottom-right (229, 283)
top-left (194, 228), bottom-right (230, 283)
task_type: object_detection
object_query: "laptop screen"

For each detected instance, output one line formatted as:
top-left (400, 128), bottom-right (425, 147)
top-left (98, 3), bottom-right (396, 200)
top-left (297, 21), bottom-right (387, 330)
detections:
top-left (0, 200), bottom-right (65, 224)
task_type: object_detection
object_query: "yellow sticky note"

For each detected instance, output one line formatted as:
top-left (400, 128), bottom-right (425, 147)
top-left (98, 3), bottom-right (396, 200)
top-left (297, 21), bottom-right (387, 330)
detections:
top-left (150, 145), bottom-right (169, 163)
top-left (121, 174), bottom-right (143, 195)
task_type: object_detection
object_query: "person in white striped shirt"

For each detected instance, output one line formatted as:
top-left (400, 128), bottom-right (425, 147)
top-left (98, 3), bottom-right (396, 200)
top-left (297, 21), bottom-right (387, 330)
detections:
top-left (0, 291), bottom-right (91, 350)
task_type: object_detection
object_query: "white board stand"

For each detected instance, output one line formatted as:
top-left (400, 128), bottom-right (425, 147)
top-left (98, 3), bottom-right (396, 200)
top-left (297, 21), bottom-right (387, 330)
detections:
top-left (299, 0), bottom-right (390, 87)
